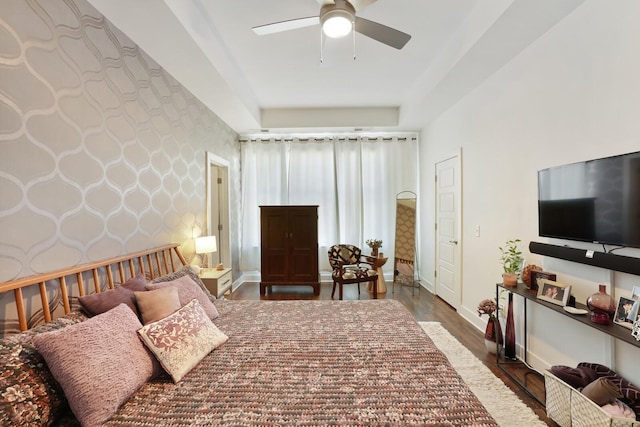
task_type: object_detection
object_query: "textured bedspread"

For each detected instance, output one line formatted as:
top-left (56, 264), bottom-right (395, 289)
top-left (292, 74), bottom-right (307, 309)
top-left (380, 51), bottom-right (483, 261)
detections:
top-left (103, 299), bottom-right (497, 426)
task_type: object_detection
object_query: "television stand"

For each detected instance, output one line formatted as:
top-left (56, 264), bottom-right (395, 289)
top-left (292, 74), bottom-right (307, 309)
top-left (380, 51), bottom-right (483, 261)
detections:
top-left (494, 282), bottom-right (640, 406)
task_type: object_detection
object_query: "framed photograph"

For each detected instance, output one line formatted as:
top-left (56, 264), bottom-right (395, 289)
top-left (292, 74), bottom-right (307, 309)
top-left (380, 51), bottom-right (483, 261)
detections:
top-left (536, 279), bottom-right (571, 306)
top-left (614, 296), bottom-right (639, 329)
top-left (529, 270), bottom-right (557, 292)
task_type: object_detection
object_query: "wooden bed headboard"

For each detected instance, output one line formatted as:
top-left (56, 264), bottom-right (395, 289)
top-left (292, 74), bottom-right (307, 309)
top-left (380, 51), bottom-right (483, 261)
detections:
top-left (0, 244), bottom-right (187, 334)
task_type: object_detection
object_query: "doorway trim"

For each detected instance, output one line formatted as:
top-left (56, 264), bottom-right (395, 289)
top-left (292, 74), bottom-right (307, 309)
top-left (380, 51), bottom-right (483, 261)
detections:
top-left (205, 151), bottom-right (231, 269)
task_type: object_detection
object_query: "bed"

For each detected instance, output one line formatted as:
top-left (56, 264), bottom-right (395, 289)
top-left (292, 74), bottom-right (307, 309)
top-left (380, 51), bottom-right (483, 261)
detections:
top-left (0, 244), bottom-right (498, 426)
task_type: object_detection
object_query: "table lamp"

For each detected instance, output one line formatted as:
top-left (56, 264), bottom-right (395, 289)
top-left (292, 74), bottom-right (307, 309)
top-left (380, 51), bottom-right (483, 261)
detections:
top-left (195, 235), bottom-right (217, 271)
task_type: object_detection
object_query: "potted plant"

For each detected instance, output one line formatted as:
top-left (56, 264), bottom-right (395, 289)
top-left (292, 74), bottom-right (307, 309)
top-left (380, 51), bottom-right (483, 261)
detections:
top-left (499, 238), bottom-right (523, 287)
top-left (365, 239), bottom-right (383, 257)
top-left (478, 298), bottom-right (503, 354)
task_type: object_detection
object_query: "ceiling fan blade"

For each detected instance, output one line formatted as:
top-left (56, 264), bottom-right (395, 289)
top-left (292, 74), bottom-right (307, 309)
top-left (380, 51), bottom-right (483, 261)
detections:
top-left (354, 17), bottom-right (411, 49)
top-left (252, 16), bottom-right (320, 36)
top-left (349, 0), bottom-right (378, 11)
top-left (315, 0), bottom-right (335, 5)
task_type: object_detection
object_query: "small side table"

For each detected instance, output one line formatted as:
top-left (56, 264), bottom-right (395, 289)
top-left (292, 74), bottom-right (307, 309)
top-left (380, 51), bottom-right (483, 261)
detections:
top-left (365, 256), bottom-right (388, 294)
top-left (200, 268), bottom-right (232, 298)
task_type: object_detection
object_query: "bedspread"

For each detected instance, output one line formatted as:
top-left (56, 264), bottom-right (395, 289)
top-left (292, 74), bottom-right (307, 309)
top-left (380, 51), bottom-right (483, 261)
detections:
top-left (101, 299), bottom-right (497, 426)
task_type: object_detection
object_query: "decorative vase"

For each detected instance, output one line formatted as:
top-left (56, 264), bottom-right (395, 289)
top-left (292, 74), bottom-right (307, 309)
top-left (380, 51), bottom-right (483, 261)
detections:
top-left (484, 317), bottom-right (503, 354)
top-left (504, 292), bottom-right (516, 359)
top-left (371, 247), bottom-right (379, 257)
top-left (586, 284), bottom-right (616, 325)
top-left (502, 272), bottom-right (517, 287)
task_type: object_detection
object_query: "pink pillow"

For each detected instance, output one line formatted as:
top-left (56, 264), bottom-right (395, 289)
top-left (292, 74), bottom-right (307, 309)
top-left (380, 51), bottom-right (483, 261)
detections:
top-left (120, 274), bottom-right (148, 292)
top-left (138, 299), bottom-right (228, 382)
top-left (78, 273), bottom-right (147, 316)
top-left (135, 286), bottom-right (182, 324)
top-left (32, 304), bottom-right (160, 427)
top-left (146, 275), bottom-right (219, 319)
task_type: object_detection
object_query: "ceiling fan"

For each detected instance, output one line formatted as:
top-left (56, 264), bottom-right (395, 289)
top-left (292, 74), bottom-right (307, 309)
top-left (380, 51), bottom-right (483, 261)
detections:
top-left (252, 0), bottom-right (411, 50)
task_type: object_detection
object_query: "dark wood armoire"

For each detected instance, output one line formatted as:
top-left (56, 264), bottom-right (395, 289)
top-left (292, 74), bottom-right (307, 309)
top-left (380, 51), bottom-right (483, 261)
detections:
top-left (259, 206), bottom-right (319, 295)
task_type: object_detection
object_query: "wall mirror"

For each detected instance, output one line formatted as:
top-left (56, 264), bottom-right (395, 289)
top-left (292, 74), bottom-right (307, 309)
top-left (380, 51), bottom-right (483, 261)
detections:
top-left (393, 191), bottom-right (417, 293)
top-left (206, 152), bottom-right (231, 270)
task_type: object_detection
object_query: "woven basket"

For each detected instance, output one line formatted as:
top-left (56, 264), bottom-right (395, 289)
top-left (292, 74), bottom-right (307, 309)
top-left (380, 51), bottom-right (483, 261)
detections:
top-left (545, 371), bottom-right (639, 427)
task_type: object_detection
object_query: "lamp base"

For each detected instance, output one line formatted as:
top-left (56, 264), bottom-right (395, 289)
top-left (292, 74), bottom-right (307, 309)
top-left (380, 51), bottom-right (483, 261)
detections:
top-left (216, 263), bottom-right (224, 271)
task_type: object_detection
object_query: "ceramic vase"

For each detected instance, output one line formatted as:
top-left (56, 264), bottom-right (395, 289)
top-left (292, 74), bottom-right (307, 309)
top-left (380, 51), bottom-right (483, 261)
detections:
top-left (504, 292), bottom-right (516, 359)
top-left (586, 284), bottom-right (616, 325)
top-left (484, 317), bottom-right (503, 354)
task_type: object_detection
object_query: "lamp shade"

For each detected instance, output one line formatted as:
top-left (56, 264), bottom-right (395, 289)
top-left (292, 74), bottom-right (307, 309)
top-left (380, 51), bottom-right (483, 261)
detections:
top-left (322, 14), bottom-right (352, 38)
top-left (320, 2), bottom-right (354, 39)
top-left (195, 235), bottom-right (217, 254)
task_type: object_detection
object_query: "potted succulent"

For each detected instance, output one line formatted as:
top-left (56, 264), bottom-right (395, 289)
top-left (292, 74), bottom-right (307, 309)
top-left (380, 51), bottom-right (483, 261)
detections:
top-left (499, 239), bottom-right (524, 287)
top-left (365, 239), bottom-right (383, 257)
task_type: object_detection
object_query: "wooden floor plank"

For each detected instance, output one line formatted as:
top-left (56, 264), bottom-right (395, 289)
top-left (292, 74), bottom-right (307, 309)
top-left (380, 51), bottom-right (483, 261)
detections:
top-left (228, 281), bottom-right (556, 426)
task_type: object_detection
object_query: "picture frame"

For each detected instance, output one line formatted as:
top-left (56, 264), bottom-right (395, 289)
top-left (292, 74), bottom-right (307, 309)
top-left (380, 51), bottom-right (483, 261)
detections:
top-left (536, 279), bottom-right (571, 306)
top-left (529, 270), bottom-right (557, 292)
top-left (614, 295), bottom-right (639, 330)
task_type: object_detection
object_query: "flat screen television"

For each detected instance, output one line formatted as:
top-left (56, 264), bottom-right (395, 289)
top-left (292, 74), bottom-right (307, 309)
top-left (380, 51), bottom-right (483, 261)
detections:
top-left (538, 150), bottom-right (640, 248)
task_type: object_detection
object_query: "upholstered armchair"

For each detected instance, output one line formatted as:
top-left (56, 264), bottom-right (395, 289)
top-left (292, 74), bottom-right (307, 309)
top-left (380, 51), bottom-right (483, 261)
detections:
top-left (328, 244), bottom-right (378, 300)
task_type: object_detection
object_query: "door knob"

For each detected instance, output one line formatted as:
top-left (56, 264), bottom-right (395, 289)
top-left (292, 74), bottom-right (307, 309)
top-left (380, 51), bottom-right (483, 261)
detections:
top-left (449, 240), bottom-right (458, 245)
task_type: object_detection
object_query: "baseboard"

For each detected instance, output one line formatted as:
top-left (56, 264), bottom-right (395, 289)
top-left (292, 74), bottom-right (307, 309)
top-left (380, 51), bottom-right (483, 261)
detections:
top-left (235, 271), bottom-right (395, 284)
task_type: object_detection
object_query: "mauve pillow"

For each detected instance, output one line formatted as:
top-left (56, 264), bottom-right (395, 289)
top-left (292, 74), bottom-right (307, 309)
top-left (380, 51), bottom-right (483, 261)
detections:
top-left (32, 304), bottom-right (160, 427)
top-left (138, 299), bottom-right (228, 382)
top-left (119, 274), bottom-right (148, 292)
top-left (151, 265), bottom-right (214, 299)
top-left (78, 273), bottom-right (147, 316)
top-left (135, 286), bottom-right (182, 324)
top-left (146, 275), bottom-right (219, 319)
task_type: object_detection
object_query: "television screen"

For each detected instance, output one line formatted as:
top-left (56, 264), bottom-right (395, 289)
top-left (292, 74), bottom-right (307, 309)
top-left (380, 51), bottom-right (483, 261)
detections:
top-left (538, 151), bottom-right (640, 248)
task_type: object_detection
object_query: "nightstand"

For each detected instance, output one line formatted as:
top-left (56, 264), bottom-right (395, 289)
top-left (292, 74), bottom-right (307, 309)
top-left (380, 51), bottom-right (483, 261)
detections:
top-left (200, 268), bottom-right (232, 298)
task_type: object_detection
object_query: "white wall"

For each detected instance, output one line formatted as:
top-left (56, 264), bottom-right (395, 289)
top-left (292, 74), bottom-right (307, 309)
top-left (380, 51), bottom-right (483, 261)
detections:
top-left (419, 0), bottom-right (640, 385)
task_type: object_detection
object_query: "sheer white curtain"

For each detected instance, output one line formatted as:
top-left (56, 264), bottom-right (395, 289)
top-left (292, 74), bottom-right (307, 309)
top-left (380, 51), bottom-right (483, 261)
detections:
top-left (239, 135), bottom-right (418, 272)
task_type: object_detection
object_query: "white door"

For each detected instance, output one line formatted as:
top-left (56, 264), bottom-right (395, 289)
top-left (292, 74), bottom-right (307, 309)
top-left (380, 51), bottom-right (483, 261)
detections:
top-left (435, 154), bottom-right (461, 309)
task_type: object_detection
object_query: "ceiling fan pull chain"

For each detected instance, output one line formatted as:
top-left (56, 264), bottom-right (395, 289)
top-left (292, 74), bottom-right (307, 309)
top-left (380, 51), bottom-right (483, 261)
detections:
top-left (352, 20), bottom-right (356, 60)
top-left (320, 30), bottom-right (324, 63)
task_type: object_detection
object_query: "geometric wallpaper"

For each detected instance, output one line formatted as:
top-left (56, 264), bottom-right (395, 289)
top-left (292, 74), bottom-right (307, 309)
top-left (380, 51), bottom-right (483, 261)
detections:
top-left (0, 0), bottom-right (241, 285)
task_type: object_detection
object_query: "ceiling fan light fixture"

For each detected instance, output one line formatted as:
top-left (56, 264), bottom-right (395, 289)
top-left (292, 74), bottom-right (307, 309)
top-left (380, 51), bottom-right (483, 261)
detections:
top-left (322, 13), bottom-right (352, 38)
top-left (320, 2), bottom-right (355, 39)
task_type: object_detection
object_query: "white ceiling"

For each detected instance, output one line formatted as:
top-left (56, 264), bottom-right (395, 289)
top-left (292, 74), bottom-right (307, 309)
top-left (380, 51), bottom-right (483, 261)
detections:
top-left (87, 0), bottom-right (585, 135)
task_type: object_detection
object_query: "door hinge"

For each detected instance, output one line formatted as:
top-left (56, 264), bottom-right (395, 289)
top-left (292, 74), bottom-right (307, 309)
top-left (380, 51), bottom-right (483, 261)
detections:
top-left (434, 270), bottom-right (437, 278)
top-left (435, 223), bottom-right (437, 231)
top-left (217, 177), bottom-right (222, 184)
top-left (218, 224), bottom-right (223, 231)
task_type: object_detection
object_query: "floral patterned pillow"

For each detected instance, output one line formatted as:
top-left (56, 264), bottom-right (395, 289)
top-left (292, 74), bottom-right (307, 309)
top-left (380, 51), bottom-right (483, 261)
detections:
top-left (0, 342), bottom-right (69, 426)
top-left (0, 312), bottom-right (88, 426)
top-left (138, 299), bottom-right (228, 382)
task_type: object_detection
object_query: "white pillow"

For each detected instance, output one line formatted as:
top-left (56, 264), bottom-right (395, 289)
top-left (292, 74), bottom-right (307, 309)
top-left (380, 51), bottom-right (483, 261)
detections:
top-left (137, 299), bottom-right (228, 382)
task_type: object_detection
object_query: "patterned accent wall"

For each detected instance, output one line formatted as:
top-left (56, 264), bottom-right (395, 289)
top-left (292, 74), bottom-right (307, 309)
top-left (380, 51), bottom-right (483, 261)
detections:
top-left (0, 2), bottom-right (240, 281)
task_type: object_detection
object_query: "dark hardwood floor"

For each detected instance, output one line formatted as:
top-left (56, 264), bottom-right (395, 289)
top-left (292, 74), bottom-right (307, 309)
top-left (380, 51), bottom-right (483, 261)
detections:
top-left (228, 281), bottom-right (556, 426)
